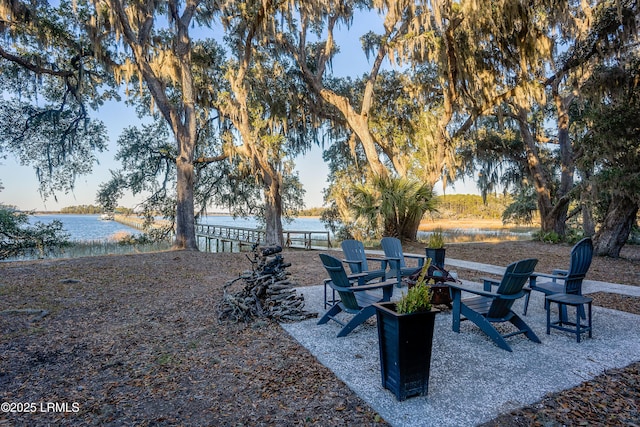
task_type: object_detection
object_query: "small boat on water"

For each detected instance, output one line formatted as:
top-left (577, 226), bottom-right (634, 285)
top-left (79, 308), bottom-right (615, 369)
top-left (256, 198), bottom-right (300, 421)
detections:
top-left (99, 213), bottom-right (115, 221)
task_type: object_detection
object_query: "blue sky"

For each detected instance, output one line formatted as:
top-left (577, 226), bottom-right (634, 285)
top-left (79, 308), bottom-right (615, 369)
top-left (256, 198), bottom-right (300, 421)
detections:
top-left (0, 10), bottom-right (475, 212)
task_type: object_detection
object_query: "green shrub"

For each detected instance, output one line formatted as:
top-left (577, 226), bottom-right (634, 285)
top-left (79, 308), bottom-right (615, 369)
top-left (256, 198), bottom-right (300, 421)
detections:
top-left (532, 230), bottom-right (562, 243)
top-left (396, 261), bottom-right (433, 314)
top-left (0, 205), bottom-right (70, 259)
top-left (396, 283), bottom-right (433, 314)
top-left (427, 228), bottom-right (445, 248)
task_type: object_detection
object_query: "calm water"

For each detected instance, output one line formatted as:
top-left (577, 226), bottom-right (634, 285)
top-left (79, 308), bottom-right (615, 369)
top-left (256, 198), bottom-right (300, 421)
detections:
top-left (198, 215), bottom-right (329, 232)
top-left (31, 214), bottom-right (532, 243)
top-left (30, 214), bottom-right (142, 242)
top-left (30, 214), bottom-right (328, 242)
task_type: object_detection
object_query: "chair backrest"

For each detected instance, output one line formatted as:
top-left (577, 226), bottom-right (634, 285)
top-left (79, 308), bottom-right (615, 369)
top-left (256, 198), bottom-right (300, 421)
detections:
top-left (341, 239), bottom-right (369, 273)
top-left (319, 253), bottom-right (359, 310)
top-left (381, 237), bottom-right (406, 268)
top-left (488, 258), bottom-right (538, 318)
top-left (565, 237), bottom-right (593, 293)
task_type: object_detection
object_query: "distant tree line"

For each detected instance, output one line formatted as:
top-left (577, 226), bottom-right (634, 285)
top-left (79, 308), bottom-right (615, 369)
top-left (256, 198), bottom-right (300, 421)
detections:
top-left (60, 205), bottom-right (104, 214)
top-left (304, 194), bottom-right (514, 222)
top-left (59, 205), bottom-right (134, 215)
top-left (297, 207), bottom-right (326, 217)
top-left (429, 195), bottom-right (513, 221)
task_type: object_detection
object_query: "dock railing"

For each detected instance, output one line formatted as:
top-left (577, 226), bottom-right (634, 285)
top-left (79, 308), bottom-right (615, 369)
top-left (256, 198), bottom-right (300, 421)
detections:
top-left (195, 223), bottom-right (331, 252)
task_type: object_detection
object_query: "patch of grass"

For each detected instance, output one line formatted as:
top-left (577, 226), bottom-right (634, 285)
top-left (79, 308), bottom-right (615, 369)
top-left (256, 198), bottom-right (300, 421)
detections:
top-left (156, 353), bottom-right (174, 366)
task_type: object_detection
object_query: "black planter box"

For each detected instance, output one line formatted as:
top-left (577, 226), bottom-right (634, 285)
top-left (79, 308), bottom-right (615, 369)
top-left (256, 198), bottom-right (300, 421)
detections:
top-left (374, 302), bottom-right (439, 401)
top-left (425, 247), bottom-right (446, 269)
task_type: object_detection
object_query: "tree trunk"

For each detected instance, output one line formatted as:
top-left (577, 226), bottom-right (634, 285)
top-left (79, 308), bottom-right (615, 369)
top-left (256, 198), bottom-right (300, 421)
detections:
top-left (593, 196), bottom-right (638, 258)
top-left (263, 174), bottom-right (284, 246)
top-left (401, 216), bottom-right (421, 242)
top-left (515, 107), bottom-right (554, 231)
top-left (515, 105), bottom-right (572, 235)
top-left (174, 154), bottom-right (198, 250)
top-left (172, 18), bottom-right (199, 251)
top-left (109, 1), bottom-right (200, 250)
top-left (582, 204), bottom-right (596, 237)
top-left (318, 88), bottom-right (388, 178)
top-left (551, 87), bottom-right (575, 237)
top-left (580, 170), bottom-right (596, 236)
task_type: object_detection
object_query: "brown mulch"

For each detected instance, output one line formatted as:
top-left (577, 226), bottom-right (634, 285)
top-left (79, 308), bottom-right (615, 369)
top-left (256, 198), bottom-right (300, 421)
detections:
top-left (0, 241), bottom-right (639, 426)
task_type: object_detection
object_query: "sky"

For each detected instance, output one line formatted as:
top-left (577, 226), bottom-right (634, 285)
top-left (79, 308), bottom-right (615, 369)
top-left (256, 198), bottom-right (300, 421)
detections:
top-left (0, 9), bottom-right (476, 212)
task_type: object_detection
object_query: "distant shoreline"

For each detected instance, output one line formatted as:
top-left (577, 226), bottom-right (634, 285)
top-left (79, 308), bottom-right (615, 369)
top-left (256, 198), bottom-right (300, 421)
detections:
top-left (30, 212), bottom-right (537, 232)
top-left (419, 218), bottom-right (538, 231)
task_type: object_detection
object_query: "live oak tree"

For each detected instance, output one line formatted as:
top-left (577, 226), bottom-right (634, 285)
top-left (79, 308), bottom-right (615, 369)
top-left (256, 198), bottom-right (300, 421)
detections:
top-left (321, 68), bottom-right (442, 240)
top-left (574, 55), bottom-right (640, 257)
top-left (83, 0), bottom-right (230, 250)
top-left (4, 0), bottom-right (312, 250)
top-left (0, 0), bottom-right (110, 200)
top-left (96, 2), bottom-right (314, 247)
top-left (431, 0), bottom-right (638, 242)
top-left (1, 0), bottom-right (222, 249)
top-left (274, 1), bottom-right (459, 240)
top-left (211, 1), bottom-right (316, 246)
top-left (274, 1), bottom-right (585, 241)
top-left (421, 0), bottom-right (573, 236)
top-left (503, 0), bottom-right (639, 238)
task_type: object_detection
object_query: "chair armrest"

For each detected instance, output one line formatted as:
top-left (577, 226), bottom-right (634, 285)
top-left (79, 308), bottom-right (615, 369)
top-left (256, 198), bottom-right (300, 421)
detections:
top-left (531, 271), bottom-right (564, 284)
top-left (385, 256), bottom-right (402, 268)
top-left (404, 254), bottom-right (426, 261)
top-left (365, 257), bottom-right (389, 268)
top-left (551, 269), bottom-right (568, 276)
top-left (343, 258), bottom-right (364, 266)
top-left (482, 277), bottom-right (500, 291)
top-left (347, 278), bottom-right (396, 292)
top-left (346, 272), bottom-right (369, 285)
top-left (449, 282), bottom-right (496, 298)
top-left (405, 254), bottom-right (426, 267)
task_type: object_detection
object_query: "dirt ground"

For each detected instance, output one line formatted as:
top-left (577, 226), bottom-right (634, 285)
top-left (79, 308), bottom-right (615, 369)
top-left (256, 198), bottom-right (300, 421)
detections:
top-left (0, 241), bottom-right (639, 426)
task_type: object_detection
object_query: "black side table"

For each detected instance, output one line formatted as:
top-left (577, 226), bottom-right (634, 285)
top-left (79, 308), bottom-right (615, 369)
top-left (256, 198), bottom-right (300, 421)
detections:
top-left (545, 293), bottom-right (593, 342)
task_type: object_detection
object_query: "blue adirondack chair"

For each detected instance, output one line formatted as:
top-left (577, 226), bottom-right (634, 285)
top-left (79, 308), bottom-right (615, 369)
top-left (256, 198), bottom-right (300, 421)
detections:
top-left (341, 240), bottom-right (388, 282)
top-left (522, 237), bottom-right (593, 319)
top-left (450, 258), bottom-right (540, 352)
top-left (380, 237), bottom-right (426, 287)
top-left (318, 253), bottom-right (396, 337)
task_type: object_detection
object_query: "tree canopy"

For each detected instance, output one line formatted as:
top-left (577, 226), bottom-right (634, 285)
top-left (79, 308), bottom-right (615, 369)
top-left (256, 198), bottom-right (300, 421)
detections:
top-left (1, 0), bottom-right (639, 255)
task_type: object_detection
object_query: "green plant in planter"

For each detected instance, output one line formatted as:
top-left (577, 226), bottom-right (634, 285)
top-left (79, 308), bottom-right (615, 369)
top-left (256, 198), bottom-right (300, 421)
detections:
top-left (396, 261), bottom-right (433, 314)
top-left (425, 228), bottom-right (446, 269)
top-left (427, 228), bottom-right (445, 248)
top-left (375, 257), bottom-right (439, 400)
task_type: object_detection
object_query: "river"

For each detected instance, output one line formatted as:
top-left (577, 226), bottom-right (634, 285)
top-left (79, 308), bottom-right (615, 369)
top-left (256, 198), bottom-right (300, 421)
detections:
top-left (30, 214), bottom-right (329, 242)
top-left (30, 214), bottom-right (532, 243)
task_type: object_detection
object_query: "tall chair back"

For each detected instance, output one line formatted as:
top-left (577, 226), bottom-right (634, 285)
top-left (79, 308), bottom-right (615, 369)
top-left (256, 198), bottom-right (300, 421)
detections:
top-left (340, 239), bottom-right (387, 282)
top-left (341, 240), bottom-right (370, 273)
top-left (488, 258), bottom-right (538, 319)
top-left (319, 253), bottom-right (359, 311)
top-left (381, 237), bottom-right (406, 268)
top-left (564, 238), bottom-right (593, 294)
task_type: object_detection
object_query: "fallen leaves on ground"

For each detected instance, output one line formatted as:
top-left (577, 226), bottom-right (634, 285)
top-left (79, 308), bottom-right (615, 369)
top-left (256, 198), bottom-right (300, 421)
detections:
top-left (1, 242), bottom-right (639, 426)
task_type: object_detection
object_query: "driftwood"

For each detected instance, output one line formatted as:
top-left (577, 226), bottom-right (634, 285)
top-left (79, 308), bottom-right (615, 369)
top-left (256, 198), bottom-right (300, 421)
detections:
top-left (217, 244), bottom-right (317, 323)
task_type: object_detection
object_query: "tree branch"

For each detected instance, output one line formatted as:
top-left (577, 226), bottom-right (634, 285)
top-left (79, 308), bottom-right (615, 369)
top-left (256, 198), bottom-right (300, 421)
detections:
top-left (0, 45), bottom-right (74, 78)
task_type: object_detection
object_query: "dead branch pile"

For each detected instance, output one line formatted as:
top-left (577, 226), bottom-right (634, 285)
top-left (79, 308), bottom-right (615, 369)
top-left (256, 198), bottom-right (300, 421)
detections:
top-left (217, 245), bottom-right (317, 323)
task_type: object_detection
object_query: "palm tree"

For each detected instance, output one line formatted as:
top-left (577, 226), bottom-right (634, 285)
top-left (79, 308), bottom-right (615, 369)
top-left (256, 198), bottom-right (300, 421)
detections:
top-left (351, 176), bottom-right (437, 241)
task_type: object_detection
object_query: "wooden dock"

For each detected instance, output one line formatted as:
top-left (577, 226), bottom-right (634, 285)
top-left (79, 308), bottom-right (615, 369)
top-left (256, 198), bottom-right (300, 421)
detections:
top-left (195, 223), bottom-right (332, 252)
top-left (113, 214), bottom-right (171, 230)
